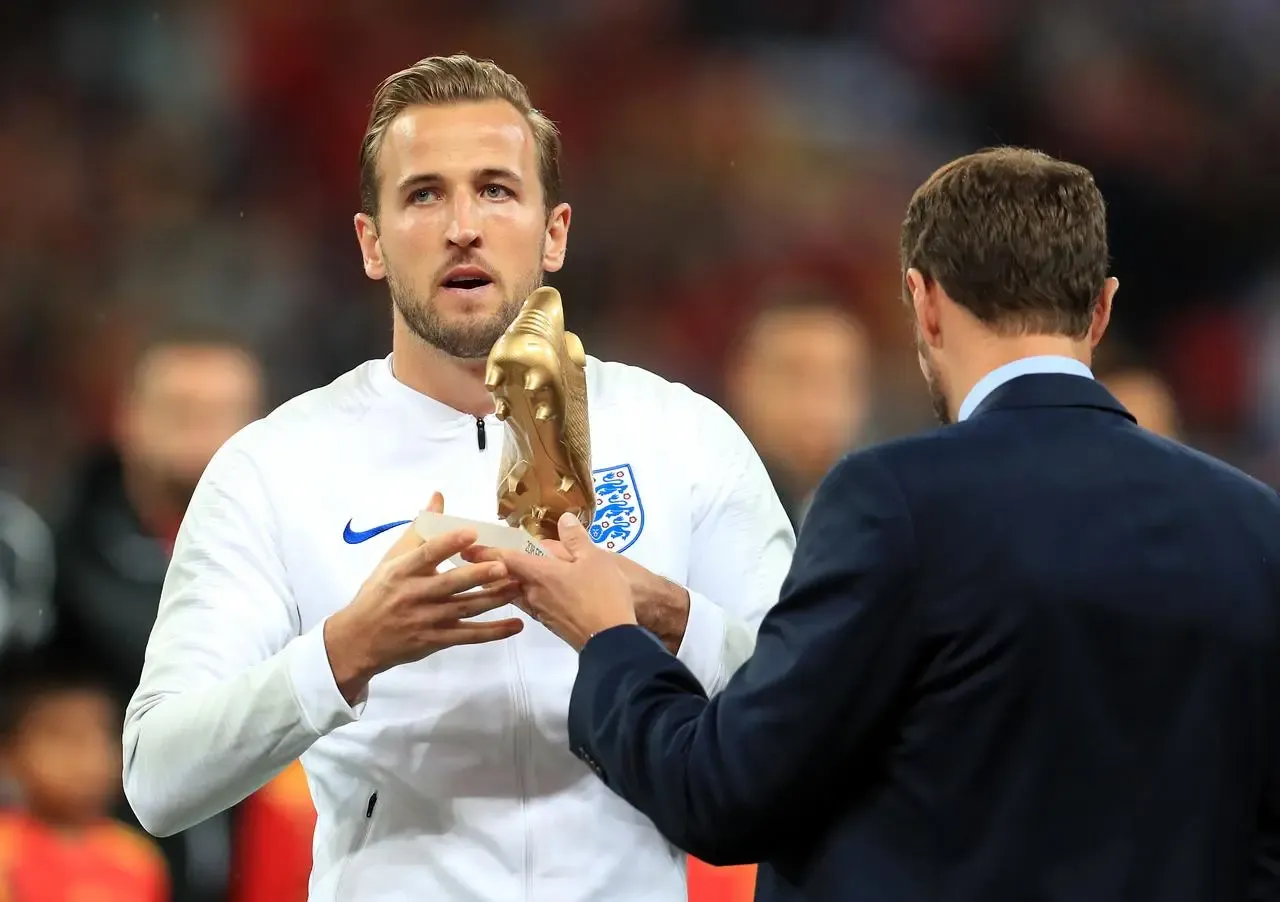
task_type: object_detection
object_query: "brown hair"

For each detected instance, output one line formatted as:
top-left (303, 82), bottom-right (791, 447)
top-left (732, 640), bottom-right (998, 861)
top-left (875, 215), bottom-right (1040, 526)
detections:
top-left (899, 147), bottom-right (1108, 338)
top-left (358, 54), bottom-right (562, 218)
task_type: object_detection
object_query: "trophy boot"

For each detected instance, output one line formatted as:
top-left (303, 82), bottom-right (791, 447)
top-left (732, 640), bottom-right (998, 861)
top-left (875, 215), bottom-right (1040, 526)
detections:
top-left (485, 287), bottom-right (594, 539)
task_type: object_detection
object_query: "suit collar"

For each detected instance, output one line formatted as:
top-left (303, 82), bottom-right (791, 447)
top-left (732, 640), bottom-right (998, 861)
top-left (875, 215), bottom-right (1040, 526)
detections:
top-left (970, 372), bottom-right (1136, 423)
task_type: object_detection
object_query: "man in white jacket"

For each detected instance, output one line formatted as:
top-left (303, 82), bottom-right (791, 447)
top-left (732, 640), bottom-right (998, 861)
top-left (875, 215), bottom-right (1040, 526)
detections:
top-left (123, 54), bottom-right (795, 901)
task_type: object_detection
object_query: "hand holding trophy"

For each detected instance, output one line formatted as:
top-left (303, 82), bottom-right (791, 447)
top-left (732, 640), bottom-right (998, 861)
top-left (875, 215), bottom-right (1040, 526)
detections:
top-left (486, 287), bottom-right (595, 540)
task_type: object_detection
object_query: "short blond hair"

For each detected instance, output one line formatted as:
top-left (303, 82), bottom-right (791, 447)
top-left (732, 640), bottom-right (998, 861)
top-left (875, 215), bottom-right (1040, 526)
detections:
top-left (358, 54), bottom-right (562, 217)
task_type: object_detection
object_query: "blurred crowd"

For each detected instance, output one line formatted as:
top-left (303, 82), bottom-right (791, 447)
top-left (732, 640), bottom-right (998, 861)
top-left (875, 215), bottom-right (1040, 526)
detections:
top-left (2, 0), bottom-right (1279, 900)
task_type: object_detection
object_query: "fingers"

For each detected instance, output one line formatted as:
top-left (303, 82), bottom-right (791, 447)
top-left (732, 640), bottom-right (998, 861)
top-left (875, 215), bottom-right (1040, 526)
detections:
top-left (459, 544), bottom-right (501, 565)
top-left (445, 618), bottom-right (525, 646)
top-left (428, 561), bottom-right (507, 597)
top-left (439, 582), bottom-right (524, 620)
top-left (556, 512), bottom-right (593, 558)
top-left (393, 527), bottom-right (479, 576)
top-left (536, 539), bottom-right (574, 562)
top-left (379, 493), bottom-right (444, 564)
top-left (492, 548), bottom-right (551, 583)
top-left (380, 522), bottom-right (424, 563)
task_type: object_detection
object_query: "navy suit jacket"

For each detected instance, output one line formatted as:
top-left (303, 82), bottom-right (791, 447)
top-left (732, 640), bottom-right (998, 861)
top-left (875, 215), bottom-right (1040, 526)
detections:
top-left (568, 374), bottom-right (1280, 902)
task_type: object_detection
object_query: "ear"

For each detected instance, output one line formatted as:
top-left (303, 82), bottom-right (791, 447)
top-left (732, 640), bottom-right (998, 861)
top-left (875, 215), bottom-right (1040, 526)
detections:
top-left (542, 203), bottom-right (571, 273)
top-left (1089, 277), bottom-right (1118, 348)
top-left (906, 268), bottom-right (943, 350)
top-left (354, 213), bottom-right (386, 280)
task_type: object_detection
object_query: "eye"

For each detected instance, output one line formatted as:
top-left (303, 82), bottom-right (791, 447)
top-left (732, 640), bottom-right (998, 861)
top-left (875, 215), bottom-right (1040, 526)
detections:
top-left (482, 184), bottom-right (513, 200)
top-left (410, 188), bottom-right (438, 204)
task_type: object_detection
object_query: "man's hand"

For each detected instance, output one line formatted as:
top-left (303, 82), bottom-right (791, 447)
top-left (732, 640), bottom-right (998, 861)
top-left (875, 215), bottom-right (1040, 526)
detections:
top-left (468, 512), bottom-right (638, 651)
top-left (324, 493), bottom-right (524, 703)
top-left (535, 538), bottom-right (690, 654)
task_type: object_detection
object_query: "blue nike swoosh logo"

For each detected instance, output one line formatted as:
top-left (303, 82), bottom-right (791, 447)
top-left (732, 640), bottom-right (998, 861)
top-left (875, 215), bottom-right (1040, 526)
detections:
top-left (343, 519), bottom-right (412, 544)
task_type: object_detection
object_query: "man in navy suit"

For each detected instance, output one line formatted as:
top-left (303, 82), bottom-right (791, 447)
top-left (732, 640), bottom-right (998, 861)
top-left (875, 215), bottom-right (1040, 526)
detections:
top-left (479, 147), bottom-right (1280, 901)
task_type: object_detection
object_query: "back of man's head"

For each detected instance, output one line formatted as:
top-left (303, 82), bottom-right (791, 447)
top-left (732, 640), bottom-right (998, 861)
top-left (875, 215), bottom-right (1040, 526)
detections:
top-left (900, 147), bottom-right (1109, 339)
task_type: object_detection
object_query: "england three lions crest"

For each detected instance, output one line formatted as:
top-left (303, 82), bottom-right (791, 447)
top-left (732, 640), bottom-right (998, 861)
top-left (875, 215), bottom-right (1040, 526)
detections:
top-left (590, 464), bottom-right (645, 553)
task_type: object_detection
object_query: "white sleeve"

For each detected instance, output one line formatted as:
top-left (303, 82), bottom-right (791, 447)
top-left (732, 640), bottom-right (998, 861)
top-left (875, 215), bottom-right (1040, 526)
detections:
top-left (672, 390), bottom-right (796, 695)
top-left (122, 429), bottom-right (361, 838)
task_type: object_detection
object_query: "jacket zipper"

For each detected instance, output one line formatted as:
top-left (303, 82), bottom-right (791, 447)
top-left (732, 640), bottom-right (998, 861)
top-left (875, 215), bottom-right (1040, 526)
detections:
top-left (507, 642), bottom-right (534, 897)
top-left (476, 416), bottom-right (486, 450)
top-left (334, 790), bottom-right (379, 898)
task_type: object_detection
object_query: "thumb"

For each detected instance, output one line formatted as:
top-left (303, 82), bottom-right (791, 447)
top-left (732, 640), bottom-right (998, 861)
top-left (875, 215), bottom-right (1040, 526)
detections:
top-left (383, 492), bottom-right (443, 563)
top-left (557, 512), bottom-right (592, 559)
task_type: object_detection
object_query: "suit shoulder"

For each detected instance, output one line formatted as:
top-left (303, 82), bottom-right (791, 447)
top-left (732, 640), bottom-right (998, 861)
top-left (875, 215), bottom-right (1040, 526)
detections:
top-left (831, 430), bottom-right (952, 482)
top-left (811, 445), bottom-right (918, 516)
top-left (1166, 438), bottom-right (1280, 513)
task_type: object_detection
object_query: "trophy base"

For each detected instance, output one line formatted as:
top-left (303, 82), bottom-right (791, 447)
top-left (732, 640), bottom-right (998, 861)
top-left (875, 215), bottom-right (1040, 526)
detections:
top-left (413, 511), bottom-right (549, 568)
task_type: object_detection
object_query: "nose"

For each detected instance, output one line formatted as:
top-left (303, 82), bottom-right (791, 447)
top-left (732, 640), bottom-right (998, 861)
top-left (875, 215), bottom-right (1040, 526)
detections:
top-left (445, 195), bottom-right (481, 248)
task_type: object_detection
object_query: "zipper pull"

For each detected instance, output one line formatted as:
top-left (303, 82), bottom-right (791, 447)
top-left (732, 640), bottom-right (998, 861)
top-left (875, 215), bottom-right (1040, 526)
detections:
top-left (365, 792), bottom-right (378, 818)
top-left (476, 416), bottom-right (487, 451)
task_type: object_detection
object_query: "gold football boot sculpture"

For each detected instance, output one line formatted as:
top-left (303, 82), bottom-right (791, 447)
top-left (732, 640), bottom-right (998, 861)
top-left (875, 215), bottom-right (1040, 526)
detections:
top-left (485, 287), bottom-right (594, 540)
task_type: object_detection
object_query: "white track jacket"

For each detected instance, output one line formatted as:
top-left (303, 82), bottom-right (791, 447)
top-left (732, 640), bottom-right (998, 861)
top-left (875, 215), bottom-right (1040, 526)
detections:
top-left (123, 355), bottom-right (795, 901)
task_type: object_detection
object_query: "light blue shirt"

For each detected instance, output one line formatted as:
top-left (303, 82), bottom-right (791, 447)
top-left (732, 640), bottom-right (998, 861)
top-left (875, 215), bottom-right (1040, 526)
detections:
top-left (957, 355), bottom-right (1094, 423)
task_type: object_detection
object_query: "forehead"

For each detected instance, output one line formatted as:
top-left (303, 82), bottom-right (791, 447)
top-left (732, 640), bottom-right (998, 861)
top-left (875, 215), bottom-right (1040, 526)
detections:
top-left (377, 100), bottom-right (536, 186)
top-left (134, 345), bottom-right (260, 396)
top-left (18, 689), bottom-right (114, 730)
top-left (748, 311), bottom-right (867, 362)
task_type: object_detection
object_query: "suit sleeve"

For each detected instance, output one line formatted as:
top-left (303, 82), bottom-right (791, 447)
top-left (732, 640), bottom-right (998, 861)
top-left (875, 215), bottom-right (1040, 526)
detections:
top-left (671, 389), bottom-right (796, 694)
top-left (1251, 581), bottom-right (1280, 900)
top-left (567, 451), bottom-right (919, 865)
top-left (123, 427), bottom-right (362, 838)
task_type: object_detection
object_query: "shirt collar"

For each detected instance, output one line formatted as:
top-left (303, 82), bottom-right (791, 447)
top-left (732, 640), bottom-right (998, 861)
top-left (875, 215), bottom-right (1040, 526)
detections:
top-left (957, 355), bottom-right (1094, 423)
top-left (369, 354), bottom-right (485, 426)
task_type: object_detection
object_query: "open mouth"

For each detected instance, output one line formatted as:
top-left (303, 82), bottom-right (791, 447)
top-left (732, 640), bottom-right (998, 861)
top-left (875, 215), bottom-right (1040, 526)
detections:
top-left (441, 266), bottom-right (495, 292)
top-left (444, 277), bottom-right (492, 291)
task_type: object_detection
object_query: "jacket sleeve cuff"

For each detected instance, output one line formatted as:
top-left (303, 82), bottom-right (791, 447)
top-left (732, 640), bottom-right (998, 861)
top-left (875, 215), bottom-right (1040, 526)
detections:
top-left (285, 618), bottom-right (365, 736)
top-left (675, 589), bottom-right (730, 694)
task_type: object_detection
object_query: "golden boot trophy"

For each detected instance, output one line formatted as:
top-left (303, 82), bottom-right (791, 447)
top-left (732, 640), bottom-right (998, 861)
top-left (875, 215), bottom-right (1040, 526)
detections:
top-left (485, 287), bottom-right (594, 540)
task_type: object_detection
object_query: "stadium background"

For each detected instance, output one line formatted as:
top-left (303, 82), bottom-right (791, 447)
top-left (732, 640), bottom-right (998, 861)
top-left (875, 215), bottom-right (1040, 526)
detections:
top-left (2, 0), bottom-right (1279, 899)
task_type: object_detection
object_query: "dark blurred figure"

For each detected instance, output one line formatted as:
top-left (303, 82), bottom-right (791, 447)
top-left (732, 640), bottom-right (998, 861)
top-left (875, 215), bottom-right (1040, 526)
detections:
top-left (46, 320), bottom-right (263, 902)
top-left (0, 654), bottom-right (168, 900)
top-left (0, 490), bottom-right (55, 660)
top-left (724, 300), bottom-right (872, 527)
top-left (1096, 346), bottom-right (1182, 440)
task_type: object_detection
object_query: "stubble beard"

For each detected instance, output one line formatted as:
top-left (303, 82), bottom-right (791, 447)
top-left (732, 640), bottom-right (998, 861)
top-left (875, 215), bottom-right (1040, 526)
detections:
top-left (387, 260), bottom-right (543, 361)
top-left (916, 333), bottom-right (952, 426)
top-left (927, 369), bottom-right (952, 426)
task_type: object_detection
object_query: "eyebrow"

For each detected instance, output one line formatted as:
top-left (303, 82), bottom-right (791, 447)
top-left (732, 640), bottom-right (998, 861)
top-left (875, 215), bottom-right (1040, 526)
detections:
top-left (396, 168), bottom-right (524, 191)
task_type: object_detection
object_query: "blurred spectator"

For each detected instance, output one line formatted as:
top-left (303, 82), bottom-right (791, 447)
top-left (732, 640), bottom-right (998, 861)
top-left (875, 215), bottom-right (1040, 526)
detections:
top-left (45, 318), bottom-right (264, 902)
top-left (0, 653), bottom-right (168, 900)
top-left (724, 299), bottom-right (872, 527)
top-left (228, 761), bottom-right (314, 902)
top-left (0, 491), bottom-right (55, 658)
top-left (687, 858), bottom-right (756, 902)
top-left (1096, 346), bottom-right (1183, 440)
top-left (48, 318), bottom-right (263, 708)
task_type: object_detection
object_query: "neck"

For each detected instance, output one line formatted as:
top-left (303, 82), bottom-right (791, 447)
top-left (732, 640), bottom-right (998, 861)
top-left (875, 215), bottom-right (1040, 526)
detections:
top-left (121, 464), bottom-right (182, 541)
top-left (949, 333), bottom-right (1091, 419)
top-left (22, 803), bottom-right (99, 835)
top-left (391, 321), bottom-right (496, 418)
